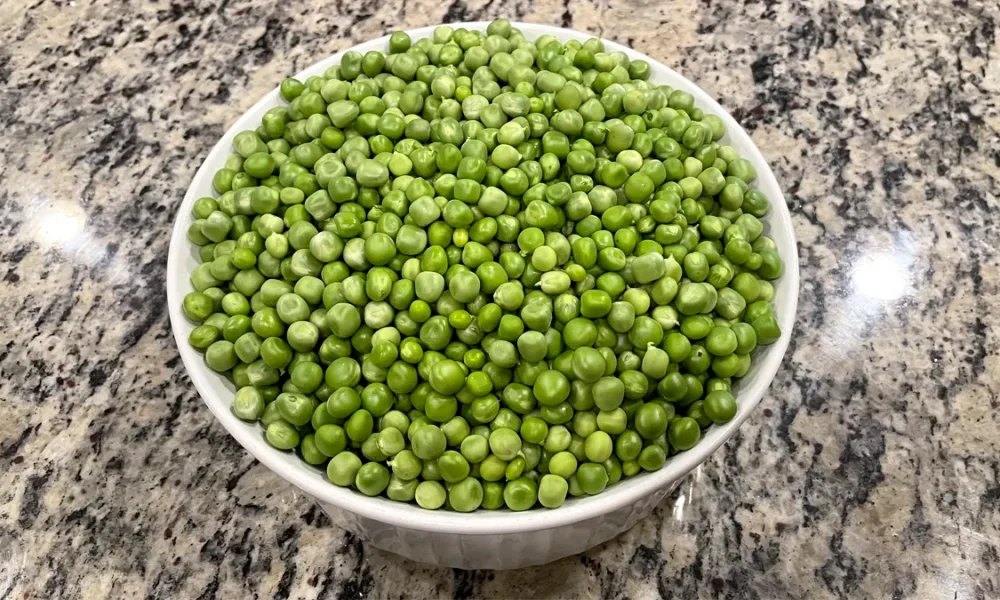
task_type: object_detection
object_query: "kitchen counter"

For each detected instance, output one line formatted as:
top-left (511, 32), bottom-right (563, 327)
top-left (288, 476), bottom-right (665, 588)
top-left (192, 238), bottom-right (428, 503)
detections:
top-left (2, 0), bottom-right (998, 598)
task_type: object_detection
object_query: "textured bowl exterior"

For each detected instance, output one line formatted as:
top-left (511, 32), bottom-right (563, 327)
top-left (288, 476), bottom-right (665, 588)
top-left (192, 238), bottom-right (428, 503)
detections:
top-left (166, 22), bottom-right (800, 570)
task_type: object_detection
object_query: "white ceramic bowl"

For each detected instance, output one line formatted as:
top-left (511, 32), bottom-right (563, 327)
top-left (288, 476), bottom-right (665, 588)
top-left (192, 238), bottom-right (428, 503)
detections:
top-left (167, 21), bottom-right (799, 570)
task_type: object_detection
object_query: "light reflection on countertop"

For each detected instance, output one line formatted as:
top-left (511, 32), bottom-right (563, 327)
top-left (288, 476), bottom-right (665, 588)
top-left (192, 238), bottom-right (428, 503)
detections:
top-left (1, 0), bottom-right (999, 599)
top-left (24, 196), bottom-right (101, 263)
top-left (850, 248), bottom-right (914, 303)
top-left (27, 199), bottom-right (87, 247)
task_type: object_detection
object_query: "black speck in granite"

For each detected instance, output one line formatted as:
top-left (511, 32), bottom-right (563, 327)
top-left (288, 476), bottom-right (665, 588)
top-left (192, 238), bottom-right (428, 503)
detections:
top-left (0, 0), bottom-right (999, 598)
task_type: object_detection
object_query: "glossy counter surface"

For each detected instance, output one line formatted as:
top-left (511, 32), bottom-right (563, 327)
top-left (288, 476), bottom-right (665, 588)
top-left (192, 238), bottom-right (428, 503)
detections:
top-left (1, 0), bottom-right (998, 598)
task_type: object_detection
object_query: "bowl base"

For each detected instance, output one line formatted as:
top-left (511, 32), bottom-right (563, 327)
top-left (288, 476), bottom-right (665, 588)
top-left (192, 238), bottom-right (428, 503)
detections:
top-left (314, 481), bottom-right (679, 570)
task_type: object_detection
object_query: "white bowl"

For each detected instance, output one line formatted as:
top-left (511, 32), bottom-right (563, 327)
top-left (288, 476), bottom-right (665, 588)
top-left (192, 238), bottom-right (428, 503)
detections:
top-left (167, 21), bottom-right (799, 570)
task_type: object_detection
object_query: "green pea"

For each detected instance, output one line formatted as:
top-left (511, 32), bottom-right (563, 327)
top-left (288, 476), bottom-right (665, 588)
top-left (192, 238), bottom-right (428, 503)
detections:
top-left (502, 477), bottom-right (538, 511)
top-left (571, 347), bottom-right (607, 383)
top-left (314, 424), bottom-right (348, 458)
top-left (634, 402), bottom-right (669, 440)
top-left (668, 417), bottom-right (701, 450)
top-left (584, 431), bottom-right (613, 463)
top-left (412, 424), bottom-right (447, 460)
top-left (232, 387), bottom-right (265, 421)
top-left (703, 390), bottom-right (738, 424)
top-left (752, 314), bottom-right (782, 345)
top-left (638, 445), bottom-right (666, 471)
top-left (538, 474), bottom-right (569, 508)
top-left (576, 462), bottom-right (609, 495)
top-left (266, 421), bottom-right (300, 450)
top-left (355, 462), bottom-right (390, 496)
top-left (488, 427), bottom-right (522, 461)
top-left (448, 477), bottom-right (484, 512)
top-left (205, 341), bottom-right (238, 372)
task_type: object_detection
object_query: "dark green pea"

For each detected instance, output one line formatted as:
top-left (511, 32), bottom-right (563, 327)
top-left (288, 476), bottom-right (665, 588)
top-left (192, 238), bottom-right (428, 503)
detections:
top-left (668, 417), bottom-right (701, 450)
top-left (635, 402), bottom-right (669, 440)
top-left (731, 322), bottom-right (758, 354)
top-left (637, 445), bottom-right (666, 472)
top-left (752, 314), bottom-right (782, 345)
top-left (682, 344), bottom-right (712, 375)
top-left (703, 390), bottom-right (738, 424)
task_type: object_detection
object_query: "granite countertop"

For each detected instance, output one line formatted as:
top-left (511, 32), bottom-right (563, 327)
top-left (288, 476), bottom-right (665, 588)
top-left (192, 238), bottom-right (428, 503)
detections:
top-left (2, 0), bottom-right (999, 597)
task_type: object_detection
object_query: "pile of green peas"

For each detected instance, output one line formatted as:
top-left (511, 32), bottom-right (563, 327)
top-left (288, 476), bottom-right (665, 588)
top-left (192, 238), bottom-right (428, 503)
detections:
top-left (181, 20), bottom-right (784, 512)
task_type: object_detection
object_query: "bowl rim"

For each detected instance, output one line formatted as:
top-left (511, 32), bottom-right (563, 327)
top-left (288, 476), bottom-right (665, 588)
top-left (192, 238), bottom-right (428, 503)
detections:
top-left (167, 21), bottom-right (799, 535)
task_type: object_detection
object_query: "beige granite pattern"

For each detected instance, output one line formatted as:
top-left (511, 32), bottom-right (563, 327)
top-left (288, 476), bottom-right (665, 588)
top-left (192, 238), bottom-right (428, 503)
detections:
top-left (1, 0), bottom-right (999, 598)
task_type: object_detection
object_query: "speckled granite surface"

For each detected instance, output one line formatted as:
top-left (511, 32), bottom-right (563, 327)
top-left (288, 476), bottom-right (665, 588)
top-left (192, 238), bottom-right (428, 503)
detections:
top-left (1, 0), bottom-right (999, 598)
